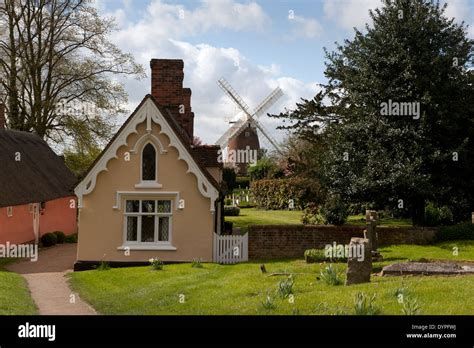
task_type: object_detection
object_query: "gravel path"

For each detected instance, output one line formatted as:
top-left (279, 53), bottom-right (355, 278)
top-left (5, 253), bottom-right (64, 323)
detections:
top-left (6, 243), bottom-right (96, 315)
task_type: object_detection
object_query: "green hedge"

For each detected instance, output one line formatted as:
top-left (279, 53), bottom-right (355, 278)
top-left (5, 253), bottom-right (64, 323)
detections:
top-left (435, 223), bottom-right (474, 241)
top-left (224, 206), bottom-right (240, 216)
top-left (250, 177), bottom-right (325, 210)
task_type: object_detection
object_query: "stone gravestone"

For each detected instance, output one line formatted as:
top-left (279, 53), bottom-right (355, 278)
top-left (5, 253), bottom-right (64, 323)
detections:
top-left (364, 210), bottom-right (383, 261)
top-left (345, 237), bottom-right (372, 285)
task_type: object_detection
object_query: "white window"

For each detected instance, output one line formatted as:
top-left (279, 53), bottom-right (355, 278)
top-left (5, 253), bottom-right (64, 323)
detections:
top-left (7, 206), bottom-right (13, 217)
top-left (123, 199), bottom-right (172, 247)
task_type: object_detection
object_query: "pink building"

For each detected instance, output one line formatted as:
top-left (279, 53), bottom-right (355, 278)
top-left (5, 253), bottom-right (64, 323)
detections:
top-left (0, 104), bottom-right (77, 244)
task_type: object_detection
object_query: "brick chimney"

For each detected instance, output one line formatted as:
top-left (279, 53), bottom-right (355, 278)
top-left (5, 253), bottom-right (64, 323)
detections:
top-left (0, 103), bottom-right (5, 129)
top-left (150, 59), bottom-right (194, 142)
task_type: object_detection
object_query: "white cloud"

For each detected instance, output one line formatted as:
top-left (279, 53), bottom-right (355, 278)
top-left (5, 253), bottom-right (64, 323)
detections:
top-left (110, 0), bottom-right (269, 49)
top-left (443, 0), bottom-right (474, 38)
top-left (287, 15), bottom-right (323, 39)
top-left (323, 0), bottom-right (382, 31)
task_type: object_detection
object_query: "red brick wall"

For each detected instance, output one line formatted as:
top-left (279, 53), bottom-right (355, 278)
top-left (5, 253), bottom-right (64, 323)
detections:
top-left (248, 225), bottom-right (437, 259)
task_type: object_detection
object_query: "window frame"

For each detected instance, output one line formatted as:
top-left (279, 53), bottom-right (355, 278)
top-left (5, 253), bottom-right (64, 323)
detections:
top-left (136, 142), bottom-right (162, 189)
top-left (122, 199), bottom-right (173, 248)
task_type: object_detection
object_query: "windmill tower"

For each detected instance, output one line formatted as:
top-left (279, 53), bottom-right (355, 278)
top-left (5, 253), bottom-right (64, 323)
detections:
top-left (215, 78), bottom-right (284, 175)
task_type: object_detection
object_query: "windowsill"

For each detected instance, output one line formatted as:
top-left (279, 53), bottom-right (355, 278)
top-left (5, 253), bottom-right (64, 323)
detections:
top-left (134, 182), bottom-right (163, 189)
top-left (117, 244), bottom-right (177, 251)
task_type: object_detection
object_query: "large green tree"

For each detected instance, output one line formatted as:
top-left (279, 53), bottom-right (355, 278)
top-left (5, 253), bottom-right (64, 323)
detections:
top-left (0, 0), bottom-right (144, 145)
top-left (273, 0), bottom-right (474, 224)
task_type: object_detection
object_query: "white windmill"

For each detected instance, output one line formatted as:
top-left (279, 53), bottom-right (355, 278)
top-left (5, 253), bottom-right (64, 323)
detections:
top-left (215, 78), bottom-right (284, 173)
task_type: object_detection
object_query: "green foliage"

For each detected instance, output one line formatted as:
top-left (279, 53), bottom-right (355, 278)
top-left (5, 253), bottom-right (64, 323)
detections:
top-left (425, 202), bottom-right (454, 226)
top-left (250, 177), bottom-right (325, 210)
top-left (304, 249), bottom-right (326, 263)
top-left (149, 258), bottom-right (164, 271)
top-left (401, 297), bottom-right (422, 315)
top-left (222, 167), bottom-right (237, 193)
top-left (319, 264), bottom-right (344, 286)
top-left (40, 233), bottom-right (58, 247)
top-left (277, 276), bottom-right (294, 299)
top-left (248, 157), bottom-right (283, 181)
top-left (97, 261), bottom-right (110, 271)
top-left (236, 176), bottom-right (250, 189)
top-left (65, 234), bottom-right (78, 243)
top-left (224, 206), bottom-right (240, 216)
top-left (436, 223), bottom-right (474, 241)
top-left (261, 292), bottom-right (277, 310)
top-left (64, 144), bottom-right (102, 179)
top-left (353, 292), bottom-right (381, 315)
top-left (271, 0), bottom-right (474, 225)
top-left (191, 258), bottom-right (203, 268)
top-left (53, 231), bottom-right (66, 244)
top-left (301, 203), bottom-right (326, 225)
top-left (321, 195), bottom-right (349, 225)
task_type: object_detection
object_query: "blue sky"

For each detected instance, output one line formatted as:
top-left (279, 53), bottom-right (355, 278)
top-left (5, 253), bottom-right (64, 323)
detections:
top-left (96, 0), bottom-right (473, 145)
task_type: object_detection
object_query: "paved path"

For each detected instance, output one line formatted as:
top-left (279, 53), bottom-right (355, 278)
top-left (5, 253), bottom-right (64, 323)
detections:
top-left (6, 243), bottom-right (97, 315)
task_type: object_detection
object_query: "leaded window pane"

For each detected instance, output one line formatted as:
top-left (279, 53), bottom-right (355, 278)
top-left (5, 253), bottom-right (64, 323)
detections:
top-left (141, 215), bottom-right (155, 242)
top-left (126, 200), bottom-right (139, 213)
top-left (142, 200), bottom-right (155, 213)
top-left (126, 216), bottom-right (138, 241)
top-left (159, 217), bottom-right (169, 241)
top-left (142, 144), bottom-right (156, 181)
top-left (157, 200), bottom-right (171, 213)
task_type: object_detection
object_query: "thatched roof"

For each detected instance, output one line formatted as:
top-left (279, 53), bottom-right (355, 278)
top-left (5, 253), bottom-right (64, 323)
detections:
top-left (0, 129), bottom-right (76, 208)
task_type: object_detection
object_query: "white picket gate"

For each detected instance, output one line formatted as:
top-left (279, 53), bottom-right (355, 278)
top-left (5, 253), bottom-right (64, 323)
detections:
top-left (213, 233), bottom-right (248, 264)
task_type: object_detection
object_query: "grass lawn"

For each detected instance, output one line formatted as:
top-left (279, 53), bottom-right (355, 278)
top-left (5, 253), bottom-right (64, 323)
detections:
top-left (0, 259), bottom-right (37, 315)
top-left (226, 208), bottom-right (412, 232)
top-left (69, 241), bottom-right (474, 315)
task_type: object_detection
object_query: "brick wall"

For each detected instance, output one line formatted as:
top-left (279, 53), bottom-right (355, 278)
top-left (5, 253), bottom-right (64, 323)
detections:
top-left (248, 225), bottom-right (437, 259)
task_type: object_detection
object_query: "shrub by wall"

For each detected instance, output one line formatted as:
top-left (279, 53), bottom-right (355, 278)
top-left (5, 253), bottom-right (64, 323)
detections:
top-left (250, 177), bottom-right (324, 210)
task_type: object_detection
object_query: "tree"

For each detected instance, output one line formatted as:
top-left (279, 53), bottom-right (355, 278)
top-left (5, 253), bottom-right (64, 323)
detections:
top-left (0, 0), bottom-right (145, 145)
top-left (272, 0), bottom-right (474, 225)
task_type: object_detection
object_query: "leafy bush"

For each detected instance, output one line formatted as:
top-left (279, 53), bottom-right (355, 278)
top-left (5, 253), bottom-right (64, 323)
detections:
top-left (425, 202), bottom-right (454, 226)
top-left (149, 257), bottom-right (163, 270)
top-left (65, 234), bottom-right (78, 243)
top-left (277, 275), bottom-right (294, 299)
top-left (301, 203), bottom-right (326, 225)
top-left (319, 264), bottom-right (343, 286)
top-left (320, 195), bottom-right (348, 225)
top-left (224, 206), bottom-right (240, 216)
top-left (353, 292), bottom-right (381, 315)
top-left (53, 231), bottom-right (66, 244)
top-left (248, 158), bottom-right (283, 181)
top-left (41, 233), bottom-right (58, 247)
top-left (250, 177), bottom-right (325, 210)
top-left (191, 258), bottom-right (203, 268)
top-left (222, 167), bottom-right (237, 194)
top-left (435, 223), bottom-right (474, 241)
top-left (304, 249), bottom-right (326, 263)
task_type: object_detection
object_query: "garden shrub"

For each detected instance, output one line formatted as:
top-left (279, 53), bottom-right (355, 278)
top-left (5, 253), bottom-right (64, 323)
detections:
top-left (304, 249), bottom-right (326, 263)
top-left (320, 195), bottom-right (348, 225)
top-left (224, 206), bottom-right (240, 216)
top-left (425, 202), bottom-right (454, 226)
top-left (236, 176), bottom-right (250, 188)
top-left (41, 233), bottom-right (58, 247)
top-left (149, 257), bottom-right (163, 270)
top-left (435, 223), bottom-right (474, 241)
top-left (65, 234), bottom-right (78, 243)
top-left (53, 231), bottom-right (66, 244)
top-left (250, 177), bottom-right (325, 210)
top-left (301, 203), bottom-right (326, 225)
